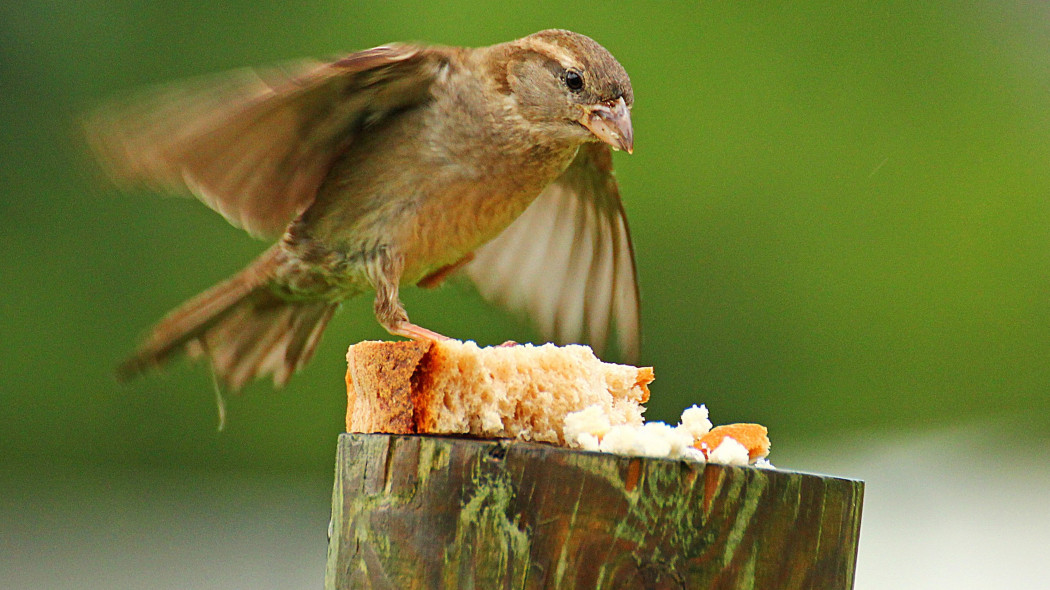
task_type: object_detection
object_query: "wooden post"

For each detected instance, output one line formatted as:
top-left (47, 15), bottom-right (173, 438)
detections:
top-left (325, 433), bottom-right (863, 589)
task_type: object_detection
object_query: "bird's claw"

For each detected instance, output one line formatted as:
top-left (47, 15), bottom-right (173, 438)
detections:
top-left (390, 321), bottom-right (451, 342)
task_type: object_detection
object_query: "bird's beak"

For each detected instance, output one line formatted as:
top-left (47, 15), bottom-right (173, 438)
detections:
top-left (581, 96), bottom-right (634, 154)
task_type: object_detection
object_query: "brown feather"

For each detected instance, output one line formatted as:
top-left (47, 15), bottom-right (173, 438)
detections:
top-left (85, 45), bottom-right (443, 237)
top-left (118, 247), bottom-right (339, 389)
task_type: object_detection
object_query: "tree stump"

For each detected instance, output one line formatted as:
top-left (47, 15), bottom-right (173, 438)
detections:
top-left (324, 433), bottom-right (863, 589)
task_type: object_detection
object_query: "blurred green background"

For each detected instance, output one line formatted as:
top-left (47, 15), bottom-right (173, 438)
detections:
top-left (3, 1), bottom-right (1049, 588)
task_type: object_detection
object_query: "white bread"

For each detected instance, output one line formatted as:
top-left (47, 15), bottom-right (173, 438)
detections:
top-left (345, 339), bottom-right (772, 466)
top-left (346, 339), bottom-right (653, 445)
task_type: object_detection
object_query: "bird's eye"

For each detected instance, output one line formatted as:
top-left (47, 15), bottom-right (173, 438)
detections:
top-left (564, 70), bottom-right (584, 92)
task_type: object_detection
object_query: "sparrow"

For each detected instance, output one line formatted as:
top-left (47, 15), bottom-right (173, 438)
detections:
top-left (87, 29), bottom-right (640, 391)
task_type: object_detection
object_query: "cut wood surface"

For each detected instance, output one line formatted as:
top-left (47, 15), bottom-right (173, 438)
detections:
top-left (325, 433), bottom-right (863, 590)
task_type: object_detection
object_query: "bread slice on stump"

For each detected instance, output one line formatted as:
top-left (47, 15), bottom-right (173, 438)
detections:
top-left (346, 339), bottom-right (654, 445)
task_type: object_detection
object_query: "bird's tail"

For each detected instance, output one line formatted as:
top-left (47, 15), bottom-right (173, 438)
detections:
top-left (118, 247), bottom-right (339, 390)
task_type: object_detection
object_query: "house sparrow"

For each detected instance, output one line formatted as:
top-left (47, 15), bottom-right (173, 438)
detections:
top-left (88, 29), bottom-right (639, 390)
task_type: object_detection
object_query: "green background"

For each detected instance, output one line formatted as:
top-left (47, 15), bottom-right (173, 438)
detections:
top-left (3, 2), bottom-right (1049, 587)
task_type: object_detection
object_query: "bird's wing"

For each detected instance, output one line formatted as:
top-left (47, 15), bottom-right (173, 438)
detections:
top-left (85, 44), bottom-right (446, 237)
top-left (465, 143), bottom-right (641, 362)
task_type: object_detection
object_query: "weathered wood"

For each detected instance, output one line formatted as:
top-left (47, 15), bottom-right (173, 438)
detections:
top-left (325, 433), bottom-right (863, 590)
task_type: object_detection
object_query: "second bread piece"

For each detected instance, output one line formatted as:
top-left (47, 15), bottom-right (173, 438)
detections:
top-left (346, 340), bottom-right (653, 445)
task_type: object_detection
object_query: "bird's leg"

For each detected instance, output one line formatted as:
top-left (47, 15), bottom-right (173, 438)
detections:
top-left (366, 248), bottom-right (450, 342)
top-left (416, 252), bottom-right (475, 289)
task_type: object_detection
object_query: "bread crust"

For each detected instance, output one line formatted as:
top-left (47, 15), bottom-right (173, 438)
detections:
top-left (345, 340), bottom-right (432, 434)
top-left (695, 423), bottom-right (771, 461)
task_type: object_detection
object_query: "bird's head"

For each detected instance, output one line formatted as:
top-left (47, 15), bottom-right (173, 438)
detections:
top-left (492, 29), bottom-right (634, 153)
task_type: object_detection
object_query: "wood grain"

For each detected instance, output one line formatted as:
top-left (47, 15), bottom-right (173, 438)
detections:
top-left (325, 433), bottom-right (863, 590)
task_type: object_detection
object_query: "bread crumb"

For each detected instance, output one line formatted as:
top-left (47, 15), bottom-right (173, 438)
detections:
top-left (579, 415), bottom-right (695, 459)
top-left (640, 422), bottom-right (694, 458)
top-left (564, 404), bottom-right (612, 448)
top-left (679, 405), bottom-right (712, 438)
top-left (754, 457), bottom-right (776, 469)
top-left (564, 404), bottom-right (773, 467)
top-left (635, 422), bottom-right (673, 457)
top-left (598, 424), bottom-right (642, 455)
top-left (696, 423), bottom-right (771, 461)
top-left (577, 432), bottom-right (601, 451)
top-left (596, 422), bottom-right (697, 458)
top-left (706, 437), bottom-right (750, 466)
top-left (680, 446), bottom-right (707, 463)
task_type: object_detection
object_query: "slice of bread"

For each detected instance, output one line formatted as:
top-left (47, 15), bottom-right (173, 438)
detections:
top-left (346, 339), bottom-right (653, 445)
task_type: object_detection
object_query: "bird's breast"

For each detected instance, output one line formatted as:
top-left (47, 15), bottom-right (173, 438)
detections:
top-left (292, 76), bottom-right (580, 288)
top-left (398, 143), bottom-right (576, 283)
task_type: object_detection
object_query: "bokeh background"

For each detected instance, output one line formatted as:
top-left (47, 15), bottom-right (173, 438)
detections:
top-left (3, 1), bottom-right (1049, 588)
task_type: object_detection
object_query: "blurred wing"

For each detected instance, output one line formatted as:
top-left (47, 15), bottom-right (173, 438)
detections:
top-left (84, 44), bottom-right (444, 237)
top-left (466, 143), bottom-right (641, 361)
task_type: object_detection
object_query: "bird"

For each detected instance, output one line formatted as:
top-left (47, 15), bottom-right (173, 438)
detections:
top-left (86, 29), bottom-right (640, 391)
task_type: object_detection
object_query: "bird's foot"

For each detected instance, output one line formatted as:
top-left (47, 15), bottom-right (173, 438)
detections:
top-left (390, 321), bottom-right (451, 343)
